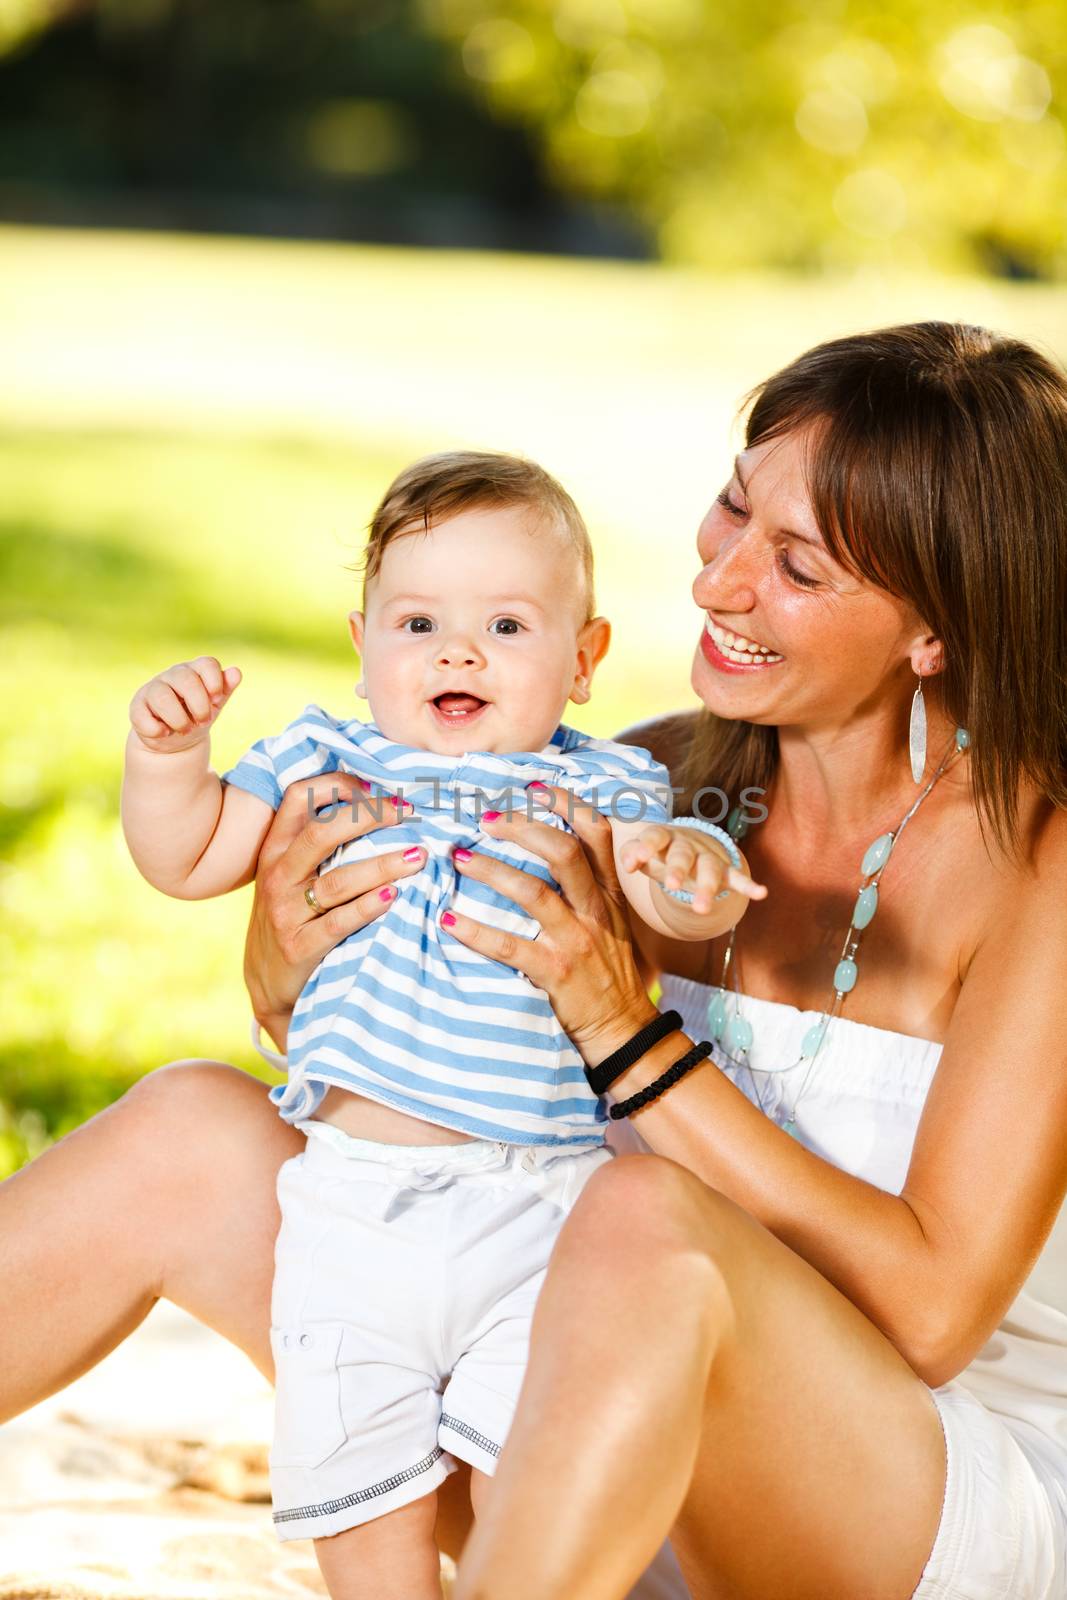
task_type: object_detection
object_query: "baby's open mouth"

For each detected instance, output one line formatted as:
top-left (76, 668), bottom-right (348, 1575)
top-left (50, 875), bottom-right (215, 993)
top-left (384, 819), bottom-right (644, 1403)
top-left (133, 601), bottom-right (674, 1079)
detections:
top-left (431, 693), bottom-right (488, 722)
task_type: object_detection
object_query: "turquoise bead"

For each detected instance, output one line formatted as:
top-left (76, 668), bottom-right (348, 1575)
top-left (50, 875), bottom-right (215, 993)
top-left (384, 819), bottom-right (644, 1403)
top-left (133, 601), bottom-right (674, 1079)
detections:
top-left (782, 1119), bottom-right (799, 1139)
top-left (723, 1014), bottom-right (753, 1055)
top-left (801, 1021), bottom-right (828, 1057)
top-left (834, 958), bottom-right (858, 994)
top-left (955, 727), bottom-right (970, 750)
top-left (860, 832), bottom-right (894, 877)
top-left (707, 991), bottom-right (728, 1041)
top-left (726, 806), bottom-right (749, 841)
top-left (852, 884), bottom-right (878, 930)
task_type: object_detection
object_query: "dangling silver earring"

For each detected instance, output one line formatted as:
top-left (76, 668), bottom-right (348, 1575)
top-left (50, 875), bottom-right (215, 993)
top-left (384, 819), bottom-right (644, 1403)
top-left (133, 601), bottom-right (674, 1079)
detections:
top-left (909, 671), bottom-right (927, 784)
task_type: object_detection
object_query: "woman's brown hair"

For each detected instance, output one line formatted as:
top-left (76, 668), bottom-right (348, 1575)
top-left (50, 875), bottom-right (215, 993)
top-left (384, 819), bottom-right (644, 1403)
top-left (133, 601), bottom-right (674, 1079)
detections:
top-left (681, 322), bottom-right (1067, 850)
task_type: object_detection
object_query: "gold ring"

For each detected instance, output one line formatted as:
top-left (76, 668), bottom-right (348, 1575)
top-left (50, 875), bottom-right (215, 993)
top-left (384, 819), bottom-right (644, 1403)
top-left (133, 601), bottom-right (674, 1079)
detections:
top-left (304, 881), bottom-right (324, 915)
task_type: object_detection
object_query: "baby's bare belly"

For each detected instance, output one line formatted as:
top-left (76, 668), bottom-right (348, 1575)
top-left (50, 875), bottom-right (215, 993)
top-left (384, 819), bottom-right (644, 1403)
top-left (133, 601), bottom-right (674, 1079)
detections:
top-left (316, 1084), bottom-right (477, 1145)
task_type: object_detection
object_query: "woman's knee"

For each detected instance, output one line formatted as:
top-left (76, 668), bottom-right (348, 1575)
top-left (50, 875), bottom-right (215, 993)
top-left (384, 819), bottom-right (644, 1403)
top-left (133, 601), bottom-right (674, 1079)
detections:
top-left (124, 1056), bottom-right (253, 1112)
top-left (567, 1155), bottom-right (735, 1305)
top-left (114, 1060), bottom-right (298, 1203)
top-left (578, 1152), bottom-right (726, 1243)
top-left (117, 1058), bottom-right (271, 1140)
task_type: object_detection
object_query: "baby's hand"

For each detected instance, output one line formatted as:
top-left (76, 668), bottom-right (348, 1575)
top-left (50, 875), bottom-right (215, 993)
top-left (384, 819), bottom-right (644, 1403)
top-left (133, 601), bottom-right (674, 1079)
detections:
top-left (619, 823), bottom-right (765, 916)
top-left (129, 656), bottom-right (242, 754)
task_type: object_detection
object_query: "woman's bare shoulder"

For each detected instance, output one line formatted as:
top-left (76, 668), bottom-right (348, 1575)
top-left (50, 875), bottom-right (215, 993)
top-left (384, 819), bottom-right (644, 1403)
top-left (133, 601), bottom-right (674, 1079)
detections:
top-left (956, 792), bottom-right (1067, 977)
top-left (1019, 792), bottom-right (1067, 894)
top-left (614, 709), bottom-right (701, 778)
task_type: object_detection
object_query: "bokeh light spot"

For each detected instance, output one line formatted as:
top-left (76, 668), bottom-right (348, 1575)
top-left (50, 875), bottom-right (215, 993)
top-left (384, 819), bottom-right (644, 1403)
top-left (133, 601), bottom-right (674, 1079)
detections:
top-left (462, 17), bottom-right (537, 84)
top-left (553, 0), bottom-right (627, 51)
top-left (575, 70), bottom-right (650, 138)
top-left (937, 25), bottom-right (1052, 123)
top-left (796, 88), bottom-right (869, 155)
top-left (304, 100), bottom-right (417, 178)
top-left (833, 167), bottom-right (908, 237)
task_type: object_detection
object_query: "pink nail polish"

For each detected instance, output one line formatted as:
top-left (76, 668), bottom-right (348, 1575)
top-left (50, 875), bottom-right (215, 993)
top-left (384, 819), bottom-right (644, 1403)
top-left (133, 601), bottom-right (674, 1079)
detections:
top-left (403, 847), bottom-right (423, 861)
top-left (389, 795), bottom-right (402, 807)
top-left (379, 886), bottom-right (396, 901)
top-left (441, 911), bottom-right (457, 927)
top-left (526, 781), bottom-right (549, 793)
top-left (454, 847), bottom-right (473, 862)
top-left (482, 810), bottom-right (501, 822)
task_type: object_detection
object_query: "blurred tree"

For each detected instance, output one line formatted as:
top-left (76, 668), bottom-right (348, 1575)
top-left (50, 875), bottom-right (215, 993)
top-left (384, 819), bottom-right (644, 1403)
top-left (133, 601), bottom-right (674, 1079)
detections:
top-left (420, 0), bottom-right (1067, 276)
top-left (0, 0), bottom-right (1064, 274)
top-left (0, 0), bottom-right (645, 254)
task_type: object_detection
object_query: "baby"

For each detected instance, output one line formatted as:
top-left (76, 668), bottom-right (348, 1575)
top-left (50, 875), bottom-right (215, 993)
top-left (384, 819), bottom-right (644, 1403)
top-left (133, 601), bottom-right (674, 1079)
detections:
top-left (122, 451), bottom-right (754, 1595)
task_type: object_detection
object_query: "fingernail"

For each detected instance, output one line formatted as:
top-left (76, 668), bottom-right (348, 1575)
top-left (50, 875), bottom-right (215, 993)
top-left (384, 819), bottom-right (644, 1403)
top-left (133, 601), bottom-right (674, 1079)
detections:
top-left (379, 886), bottom-right (396, 901)
top-left (525, 781), bottom-right (549, 793)
top-left (403, 846), bottom-right (424, 862)
top-left (441, 911), bottom-right (457, 927)
top-left (454, 847), bottom-right (473, 862)
top-left (482, 810), bottom-right (501, 822)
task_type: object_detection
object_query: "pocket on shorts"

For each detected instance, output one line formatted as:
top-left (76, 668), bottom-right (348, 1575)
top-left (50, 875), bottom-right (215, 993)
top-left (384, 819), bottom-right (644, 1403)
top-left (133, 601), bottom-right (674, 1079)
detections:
top-left (270, 1321), bottom-right (348, 1469)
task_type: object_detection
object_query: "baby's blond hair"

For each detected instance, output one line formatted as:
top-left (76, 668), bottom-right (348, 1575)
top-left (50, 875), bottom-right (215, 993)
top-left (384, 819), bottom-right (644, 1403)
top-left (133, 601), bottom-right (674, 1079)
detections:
top-left (360, 450), bottom-right (595, 620)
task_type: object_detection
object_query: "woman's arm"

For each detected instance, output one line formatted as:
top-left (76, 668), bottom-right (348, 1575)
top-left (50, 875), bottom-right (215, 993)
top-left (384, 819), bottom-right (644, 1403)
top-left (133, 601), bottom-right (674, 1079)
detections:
top-left (443, 796), bottom-right (1067, 1389)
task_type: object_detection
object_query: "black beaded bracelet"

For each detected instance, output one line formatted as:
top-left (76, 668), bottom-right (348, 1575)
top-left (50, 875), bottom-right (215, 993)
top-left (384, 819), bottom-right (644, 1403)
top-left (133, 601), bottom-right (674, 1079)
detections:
top-left (608, 1040), bottom-right (713, 1120)
top-left (584, 1009), bottom-right (683, 1099)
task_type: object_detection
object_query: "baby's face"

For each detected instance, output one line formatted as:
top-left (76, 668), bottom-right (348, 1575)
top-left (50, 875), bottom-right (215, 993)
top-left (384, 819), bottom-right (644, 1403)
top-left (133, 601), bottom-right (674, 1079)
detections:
top-left (350, 504), bottom-right (608, 755)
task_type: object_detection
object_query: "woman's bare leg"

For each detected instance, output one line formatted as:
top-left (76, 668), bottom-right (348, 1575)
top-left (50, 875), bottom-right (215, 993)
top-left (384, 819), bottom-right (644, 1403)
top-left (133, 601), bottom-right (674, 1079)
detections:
top-left (455, 1155), bottom-right (946, 1600)
top-left (0, 1060), bottom-right (302, 1420)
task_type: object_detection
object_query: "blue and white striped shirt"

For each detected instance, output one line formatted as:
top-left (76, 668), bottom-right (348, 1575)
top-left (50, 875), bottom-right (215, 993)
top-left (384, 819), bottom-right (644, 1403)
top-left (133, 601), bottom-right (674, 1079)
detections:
top-left (223, 708), bottom-right (672, 1145)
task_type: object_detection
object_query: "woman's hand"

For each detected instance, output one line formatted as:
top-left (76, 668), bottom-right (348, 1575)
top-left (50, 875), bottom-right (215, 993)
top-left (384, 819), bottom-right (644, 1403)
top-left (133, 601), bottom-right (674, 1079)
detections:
top-left (442, 787), bottom-right (660, 1065)
top-left (244, 772), bottom-right (423, 1051)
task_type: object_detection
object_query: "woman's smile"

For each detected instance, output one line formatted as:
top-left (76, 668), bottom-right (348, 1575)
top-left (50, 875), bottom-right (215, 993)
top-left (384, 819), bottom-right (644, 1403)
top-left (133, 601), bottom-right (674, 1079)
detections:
top-left (700, 615), bottom-right (785, 673)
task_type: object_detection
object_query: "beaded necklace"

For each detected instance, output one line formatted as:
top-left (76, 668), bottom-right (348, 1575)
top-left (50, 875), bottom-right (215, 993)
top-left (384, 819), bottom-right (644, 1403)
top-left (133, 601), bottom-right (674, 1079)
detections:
top-left (707, 727), bottom-right (971, 1138)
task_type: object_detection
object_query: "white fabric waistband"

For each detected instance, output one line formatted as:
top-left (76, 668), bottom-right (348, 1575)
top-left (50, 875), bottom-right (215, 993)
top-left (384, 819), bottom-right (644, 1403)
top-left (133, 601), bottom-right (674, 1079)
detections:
top-left (297, 1118), bottom-right (605, 1177)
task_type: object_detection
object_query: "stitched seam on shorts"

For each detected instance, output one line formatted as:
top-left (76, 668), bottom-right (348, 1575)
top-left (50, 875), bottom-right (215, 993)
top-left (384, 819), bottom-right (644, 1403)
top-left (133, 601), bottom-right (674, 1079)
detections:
top-left (273, 1163), bottom-right (341, 1328)
top-left (441, 1413), bottom-right (502, 1459)
top-left (272, 1446), bottom-right (444, 1523)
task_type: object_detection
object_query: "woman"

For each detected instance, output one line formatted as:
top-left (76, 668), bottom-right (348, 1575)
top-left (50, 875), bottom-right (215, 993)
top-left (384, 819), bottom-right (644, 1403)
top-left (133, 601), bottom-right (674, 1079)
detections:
top-left (3, 323), bottom-right (1066, 1599)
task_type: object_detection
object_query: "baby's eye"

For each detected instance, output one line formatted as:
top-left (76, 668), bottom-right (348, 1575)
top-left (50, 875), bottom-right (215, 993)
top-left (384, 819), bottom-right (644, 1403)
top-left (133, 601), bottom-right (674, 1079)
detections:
top-left (490, 617), bottom-right (524, 637)
top-left (402, 616), bottom-right (435, 634)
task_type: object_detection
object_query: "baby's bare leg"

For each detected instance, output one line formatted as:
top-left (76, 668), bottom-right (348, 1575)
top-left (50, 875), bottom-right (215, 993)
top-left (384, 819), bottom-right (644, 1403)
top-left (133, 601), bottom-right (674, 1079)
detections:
top-left (468, 1467), bottom-right (495, 1520)
top-left (0, 1059), bottom-right (302, 1421)
top-left (314, 1492), bottom-right (443, 1600)
top-left (436, 1460), bottom-right (475, 1553)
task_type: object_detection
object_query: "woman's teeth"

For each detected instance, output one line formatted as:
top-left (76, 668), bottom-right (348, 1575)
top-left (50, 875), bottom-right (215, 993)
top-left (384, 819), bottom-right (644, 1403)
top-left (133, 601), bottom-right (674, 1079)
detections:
top-left (705, 618), bottom-right (783, 665)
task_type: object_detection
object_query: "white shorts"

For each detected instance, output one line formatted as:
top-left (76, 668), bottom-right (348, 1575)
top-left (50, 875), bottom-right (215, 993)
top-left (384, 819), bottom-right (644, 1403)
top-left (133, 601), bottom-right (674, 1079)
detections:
top-left (269, 1127), bottom-right (612, 1542)
top-left (912, 1382), bottom-right (1065, 1599)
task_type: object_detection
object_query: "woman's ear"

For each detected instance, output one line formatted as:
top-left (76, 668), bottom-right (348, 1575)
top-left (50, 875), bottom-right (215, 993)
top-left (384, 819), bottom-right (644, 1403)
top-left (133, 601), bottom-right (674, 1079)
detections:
top-left (907, 631), bottom-right (944, 678)
top-left (570, 615), bottom-right (612, 706)
top-left (348, 611), bottom-right (368, 699)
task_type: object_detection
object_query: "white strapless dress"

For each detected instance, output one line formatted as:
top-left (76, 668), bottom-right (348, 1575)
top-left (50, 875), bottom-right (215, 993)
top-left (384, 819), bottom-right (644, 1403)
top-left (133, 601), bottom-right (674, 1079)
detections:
top-left (619, 975), bottom-right (1067, 1600)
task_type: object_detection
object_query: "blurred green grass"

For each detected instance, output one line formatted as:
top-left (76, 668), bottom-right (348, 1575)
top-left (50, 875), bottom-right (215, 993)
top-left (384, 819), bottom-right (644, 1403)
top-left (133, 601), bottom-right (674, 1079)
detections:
top-left (0, 424), bottom-right (676, 1175)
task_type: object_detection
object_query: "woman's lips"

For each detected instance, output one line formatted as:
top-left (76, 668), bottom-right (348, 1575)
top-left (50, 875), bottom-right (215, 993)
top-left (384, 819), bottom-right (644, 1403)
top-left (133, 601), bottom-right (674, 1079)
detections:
top-left (699, 624), bottom-right (784, 675)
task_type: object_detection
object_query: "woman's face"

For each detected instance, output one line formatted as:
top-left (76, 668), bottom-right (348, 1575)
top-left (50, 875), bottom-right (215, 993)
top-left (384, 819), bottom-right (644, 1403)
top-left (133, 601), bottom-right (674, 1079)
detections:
top-left (690, 427), bottom-right (927, 732)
